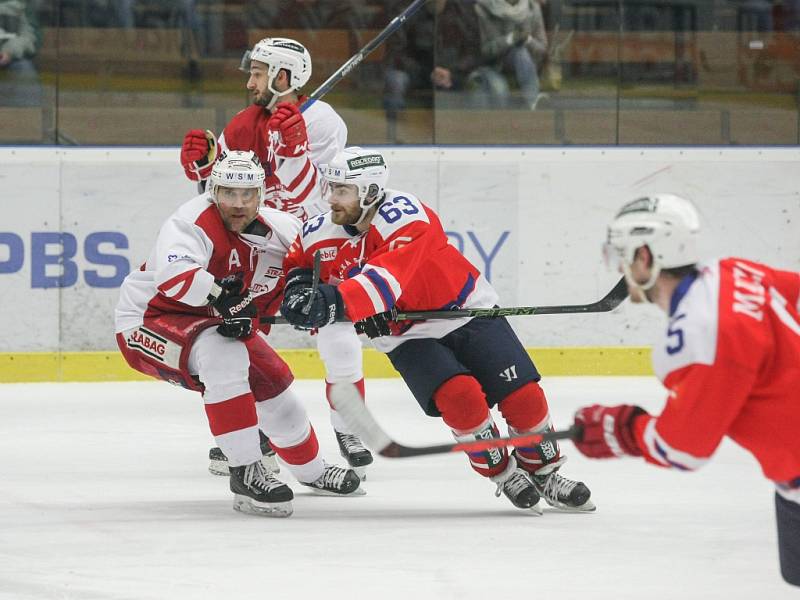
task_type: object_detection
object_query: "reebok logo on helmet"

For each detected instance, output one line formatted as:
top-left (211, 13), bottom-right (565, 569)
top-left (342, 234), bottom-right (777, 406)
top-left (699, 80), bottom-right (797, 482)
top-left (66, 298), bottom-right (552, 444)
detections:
top-left (347, 155), bottom-right (384, 170)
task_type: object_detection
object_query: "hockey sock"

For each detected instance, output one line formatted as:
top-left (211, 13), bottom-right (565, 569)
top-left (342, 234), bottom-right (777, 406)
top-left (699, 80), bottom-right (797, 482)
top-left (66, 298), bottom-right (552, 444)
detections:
top-left (204, 391), bottom-right (261, 466)
top-left (327, 379), bottom-right (365, 434)
top-left (434, 375), bottom-right (508, 477)
top-left (499, 383), bottom-right (561, 473)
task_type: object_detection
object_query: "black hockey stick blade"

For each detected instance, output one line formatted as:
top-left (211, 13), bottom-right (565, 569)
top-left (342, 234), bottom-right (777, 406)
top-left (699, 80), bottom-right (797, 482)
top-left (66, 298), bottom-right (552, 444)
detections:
top-left (260, 276), bottom-right (628, 325)
top-left (393, 276), bottom-right (628, 321)
top-left (328, 383), bottom-right (581, 458)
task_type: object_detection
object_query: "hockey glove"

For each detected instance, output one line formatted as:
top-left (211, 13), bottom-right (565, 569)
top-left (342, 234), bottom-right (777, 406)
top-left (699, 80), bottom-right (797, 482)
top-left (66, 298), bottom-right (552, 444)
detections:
top-left (280, 283), bottom-right (344, 330)
top-left (267, 102), bottom-right (308, 158)
top-left (354, 312), bottom-right (393, 339)
top-left (180, 129), bottom-right (217, 181)
top-left (573, 404), bottom-right (647, 459)
top-left (209, 277), bottom-right (257, 339)
top-left (283, 267), bottom-right (316, 299)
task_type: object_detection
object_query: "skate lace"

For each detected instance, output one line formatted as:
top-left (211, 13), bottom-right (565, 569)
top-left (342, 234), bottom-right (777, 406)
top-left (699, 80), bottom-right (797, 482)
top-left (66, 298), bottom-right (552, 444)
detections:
top-left (542, 471), bottom-right (578, 502)
top-left (338, 433), bottom-right (367, 453)
top-left (495, 470), bottom-right (530, 498)
top-left (316, 464), bottom-right (349, 490)
top-left (244, 461), bottom-right (285, 492)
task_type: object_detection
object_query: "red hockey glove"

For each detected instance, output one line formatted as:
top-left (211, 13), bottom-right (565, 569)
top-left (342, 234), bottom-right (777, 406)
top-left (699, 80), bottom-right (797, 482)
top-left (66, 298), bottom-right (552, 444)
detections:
top-left (180, 129), bottom-right (217, 181)
top-left (573, 404), bottom-right (646, 459)
top-left (268, 102), bottom-right (308, 158)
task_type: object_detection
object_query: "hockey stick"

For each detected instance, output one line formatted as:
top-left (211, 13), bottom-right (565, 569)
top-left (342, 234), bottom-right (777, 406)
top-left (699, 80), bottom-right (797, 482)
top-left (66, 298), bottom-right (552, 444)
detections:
top-left (300, 0), bottom-right (428, 112)
top-left (393, 276), bottom-right (628, 321)
top-left (328, 383), bottom-right (581, 458)
top-left (301, 250), bottom-right (322, 316)
top-left (261, 276), bottom-right (627, 325)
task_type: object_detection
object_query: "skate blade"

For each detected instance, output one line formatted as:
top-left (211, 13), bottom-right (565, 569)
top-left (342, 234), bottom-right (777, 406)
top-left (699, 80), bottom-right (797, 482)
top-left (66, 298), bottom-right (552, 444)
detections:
top-left (353, 466), bottom-right (367, 481)
top-left (233, 495), bottom-right (293, 517)
top-left (306, 486), bottom-right (367, 497)
top-left (208, 460), bottom-right (230, 477)
top-left (526, 501), bottom-right (544, 516)
top-left (547, 499), bottom-right (597, 513)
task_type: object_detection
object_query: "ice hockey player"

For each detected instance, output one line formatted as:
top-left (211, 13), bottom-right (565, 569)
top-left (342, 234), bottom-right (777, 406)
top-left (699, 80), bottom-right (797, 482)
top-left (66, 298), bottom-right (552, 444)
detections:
top-left (178, 37), bottom-right (373, 478)
top-left (280, 146), bottom-right (595, 514)
top-left (115, 150), bottom-right (363, 518)
top-left (572, 194), bottom-right (800, 585)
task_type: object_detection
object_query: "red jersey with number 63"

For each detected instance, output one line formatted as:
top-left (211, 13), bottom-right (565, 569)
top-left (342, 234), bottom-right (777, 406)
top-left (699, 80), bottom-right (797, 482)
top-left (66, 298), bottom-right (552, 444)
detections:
top-left (283, 190), bottom-right (498, 352)
top-left (630, 258), bottom-right (800, 499)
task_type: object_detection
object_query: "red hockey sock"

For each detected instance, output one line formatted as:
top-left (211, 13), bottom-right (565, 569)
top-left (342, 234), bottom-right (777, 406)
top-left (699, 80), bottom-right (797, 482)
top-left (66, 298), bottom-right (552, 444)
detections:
top-left (434, 375), bottom-right (507, 477)
top-left (498, 381), bottom-right (549, 431)
top-left (204, 392), bottom-right (258, 435)
top-left (499, 382), bottom-right (559, 473)
top-left (270, 427), bottom-right (321, 466)
top-left (433, 375), bottom-right (489, 431)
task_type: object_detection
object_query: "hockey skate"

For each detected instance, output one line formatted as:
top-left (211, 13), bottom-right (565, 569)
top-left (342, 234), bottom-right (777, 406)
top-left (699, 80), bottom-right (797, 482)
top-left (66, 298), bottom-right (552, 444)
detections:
top-left (300, 463), bottom-right (365, 496)
top-left (229, 460), bottom-right (294, 517)
top-left (209, 430), bottom-right (279, 476)
top-left (335, 430), bottom-right (373, 481)
top-left (527, 456), bottom-right (595, 512)
top-left (491, 456), bottom-right (543, 515)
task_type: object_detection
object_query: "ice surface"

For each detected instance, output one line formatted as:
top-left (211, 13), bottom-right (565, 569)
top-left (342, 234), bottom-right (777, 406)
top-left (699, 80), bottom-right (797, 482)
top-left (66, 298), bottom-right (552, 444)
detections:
top-left (0, 377), bottom-right (794, 599)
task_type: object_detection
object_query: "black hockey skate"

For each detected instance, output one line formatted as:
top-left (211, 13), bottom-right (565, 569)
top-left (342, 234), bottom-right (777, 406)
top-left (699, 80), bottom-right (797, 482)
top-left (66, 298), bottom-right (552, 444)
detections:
top-left (335, 430), bottom-right (373, 480)
top-left (209, 430), bottom-right (279, 476)
top-left (229, 460), bottom-right (294, 517)
top-left (491, 456), bottom-right (542, 514)
top-left (529, 457), bottom-right (595, 512)
top-left (300, 463), bottom-right (365, 496)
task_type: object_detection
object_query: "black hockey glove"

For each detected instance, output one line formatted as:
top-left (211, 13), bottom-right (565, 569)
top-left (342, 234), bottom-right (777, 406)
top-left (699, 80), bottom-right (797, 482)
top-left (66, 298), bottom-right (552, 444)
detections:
top-left (209, 276), bottom-right (257, 339)
top-left (283, 267), bottom-right (315, 299)
top-left (280, 283), bottom-right (344, 330)
top-left (354, 311), bottom-right (393, 339)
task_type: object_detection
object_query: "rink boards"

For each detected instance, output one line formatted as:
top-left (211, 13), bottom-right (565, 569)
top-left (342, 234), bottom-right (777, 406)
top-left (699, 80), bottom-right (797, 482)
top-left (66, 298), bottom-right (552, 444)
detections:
top-left (1, 146), bottom-right (798, 381)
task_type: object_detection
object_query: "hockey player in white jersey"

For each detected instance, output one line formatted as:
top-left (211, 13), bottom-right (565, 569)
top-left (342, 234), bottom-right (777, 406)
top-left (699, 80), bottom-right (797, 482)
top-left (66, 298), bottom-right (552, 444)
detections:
top-left (178, 37), bottom-right (374, 478)
top-left (115, 151), bottom-right (363, 517)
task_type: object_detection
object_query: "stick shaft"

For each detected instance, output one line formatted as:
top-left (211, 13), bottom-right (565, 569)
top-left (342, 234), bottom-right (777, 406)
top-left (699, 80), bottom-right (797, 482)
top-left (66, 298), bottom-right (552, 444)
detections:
top-left (261, 277), bottom-right (627, 325)
top-left (300, 0), bottom-right (428, 112)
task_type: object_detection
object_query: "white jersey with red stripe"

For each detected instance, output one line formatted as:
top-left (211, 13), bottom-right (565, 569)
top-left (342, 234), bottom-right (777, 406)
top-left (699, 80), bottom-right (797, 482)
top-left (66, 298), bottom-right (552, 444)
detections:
top-left (115, 193), bottom-right (301, 333)
top-left (216, 98), bottom-right (346, 219)
top-left (631, 257), bottom-right (800, 500)
top-left (283, 190), bottom-right (499, 352)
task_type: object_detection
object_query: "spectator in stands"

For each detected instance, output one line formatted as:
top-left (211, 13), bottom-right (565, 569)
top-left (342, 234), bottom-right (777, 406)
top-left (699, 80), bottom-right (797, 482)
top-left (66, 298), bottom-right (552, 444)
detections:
top-left (381, 0), bottom-right (437, 141)
top-left (0, 0), bottom-right (41, 107)
top-left (245, 0), bottom-right (370, 32)
top-left (472, 0), bottom-right (548, 110)
top-left (432, 0), bottom-right (486, 109)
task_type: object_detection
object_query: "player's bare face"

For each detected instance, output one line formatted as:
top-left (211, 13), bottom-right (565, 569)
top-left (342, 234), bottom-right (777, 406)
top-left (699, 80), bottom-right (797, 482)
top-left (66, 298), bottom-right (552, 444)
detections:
top-left (247, 63), bottom-right (273, 107)
top-left (625, 249), bottom-right (655, 304)
top-left (215, 186), bottom-right (260, 232)
top-left (328, 183), bottom-right (362, 225)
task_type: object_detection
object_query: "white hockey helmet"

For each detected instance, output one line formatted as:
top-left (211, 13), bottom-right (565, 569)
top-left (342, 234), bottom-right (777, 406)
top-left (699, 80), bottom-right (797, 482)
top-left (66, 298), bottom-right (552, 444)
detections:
top-left (604, 193), bottom-right (701, 289)
top-left (323, 147), bottom-right (390, 223)
top-left (209, 150), bottom-right (266, 203)
top-left (241, 37), bottom-right (312, 103)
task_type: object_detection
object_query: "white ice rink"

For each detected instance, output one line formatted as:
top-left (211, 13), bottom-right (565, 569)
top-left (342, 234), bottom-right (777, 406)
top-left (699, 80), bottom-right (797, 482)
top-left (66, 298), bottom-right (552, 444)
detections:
top-left (0, 377), bottom-right (795, 600)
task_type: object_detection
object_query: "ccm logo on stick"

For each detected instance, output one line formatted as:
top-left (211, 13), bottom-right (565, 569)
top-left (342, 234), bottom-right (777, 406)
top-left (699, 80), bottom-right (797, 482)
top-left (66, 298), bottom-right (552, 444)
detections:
top-left (0, 231), bottom-right (130, 289)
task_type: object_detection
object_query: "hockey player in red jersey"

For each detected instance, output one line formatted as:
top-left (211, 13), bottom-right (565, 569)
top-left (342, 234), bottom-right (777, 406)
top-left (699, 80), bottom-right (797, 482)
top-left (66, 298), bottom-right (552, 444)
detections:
top-left (115, 151), bottom-right (363, 517)
top-left (279, 146), bottom-right (595, 513)
top-left (178, 37), bottom-right (374, 477)
top-left (572, 194), bottom-right (800, 585)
